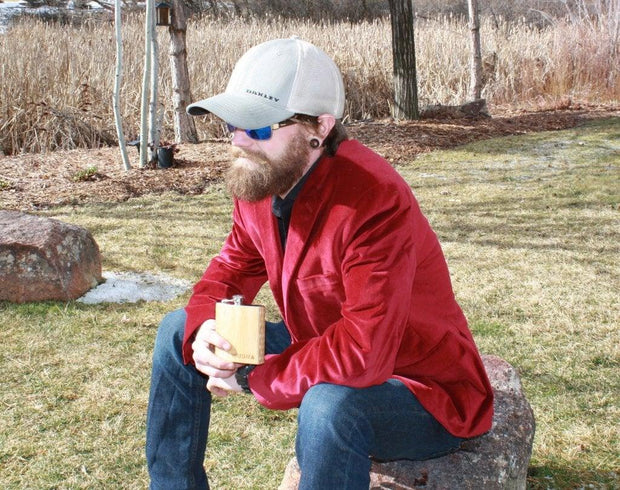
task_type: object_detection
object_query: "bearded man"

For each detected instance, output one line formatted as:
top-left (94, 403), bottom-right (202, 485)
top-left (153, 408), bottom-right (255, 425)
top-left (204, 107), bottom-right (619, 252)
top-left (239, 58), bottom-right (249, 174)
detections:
top-left (145, 37), bottom-right (493, 490)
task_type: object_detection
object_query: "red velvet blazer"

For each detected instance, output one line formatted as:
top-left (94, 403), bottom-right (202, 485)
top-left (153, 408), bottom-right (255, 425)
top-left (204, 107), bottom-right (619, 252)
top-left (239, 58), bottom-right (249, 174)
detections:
top-left (183, 139), bottom-right (493, 438)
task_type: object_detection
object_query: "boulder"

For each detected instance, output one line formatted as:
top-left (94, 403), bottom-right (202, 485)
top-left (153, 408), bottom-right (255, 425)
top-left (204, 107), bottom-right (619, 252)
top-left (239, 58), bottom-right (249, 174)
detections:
top-left (0, 210), bottom-right (102, 302)
top-left (279, 355), bottom-right (535, 490)
top-left (420, 98), bottom-right (490, 119)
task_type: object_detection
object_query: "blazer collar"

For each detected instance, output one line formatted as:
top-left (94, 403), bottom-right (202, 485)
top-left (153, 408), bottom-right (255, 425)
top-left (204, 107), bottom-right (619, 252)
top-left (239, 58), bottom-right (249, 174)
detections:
top-left (281, 153), bottom-right (332, 291)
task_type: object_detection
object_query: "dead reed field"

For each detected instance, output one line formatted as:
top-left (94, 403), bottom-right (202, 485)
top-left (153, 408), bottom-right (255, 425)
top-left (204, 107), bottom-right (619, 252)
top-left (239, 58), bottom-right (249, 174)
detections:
top-left (0, 13), bottom-right (618, 155)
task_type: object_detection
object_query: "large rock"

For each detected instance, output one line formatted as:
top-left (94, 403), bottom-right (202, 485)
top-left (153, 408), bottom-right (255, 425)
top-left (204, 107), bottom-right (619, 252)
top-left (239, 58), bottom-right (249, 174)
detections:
top-left (420, 98), bottom-right (490, 119)
top-left (0, 211), bottom-right (102, 302)
top-left (279, 355), bottom-right (535, 490)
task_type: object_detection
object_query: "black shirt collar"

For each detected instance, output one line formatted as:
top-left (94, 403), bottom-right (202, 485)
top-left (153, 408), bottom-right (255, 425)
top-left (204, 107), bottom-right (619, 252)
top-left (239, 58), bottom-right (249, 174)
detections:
top-left (271, 156), bottom-right (323, 250)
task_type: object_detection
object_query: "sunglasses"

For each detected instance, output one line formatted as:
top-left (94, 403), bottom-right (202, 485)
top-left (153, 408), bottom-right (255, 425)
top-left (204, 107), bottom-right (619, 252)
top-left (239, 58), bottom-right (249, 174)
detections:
top-left (225, 118), bottom-right (297, 141)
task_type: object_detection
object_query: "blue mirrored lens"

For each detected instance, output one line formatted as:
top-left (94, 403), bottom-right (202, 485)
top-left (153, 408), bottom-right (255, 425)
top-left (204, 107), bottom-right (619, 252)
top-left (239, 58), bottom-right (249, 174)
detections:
top-left (248, 126), bottom-right (273, 140)
top-left (226, 123), bottom-right (272, 141)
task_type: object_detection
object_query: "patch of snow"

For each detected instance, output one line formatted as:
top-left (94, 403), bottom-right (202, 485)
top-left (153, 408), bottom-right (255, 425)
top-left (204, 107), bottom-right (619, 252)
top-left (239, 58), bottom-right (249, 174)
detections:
top-left (77, 271), bottom-right (192, 304)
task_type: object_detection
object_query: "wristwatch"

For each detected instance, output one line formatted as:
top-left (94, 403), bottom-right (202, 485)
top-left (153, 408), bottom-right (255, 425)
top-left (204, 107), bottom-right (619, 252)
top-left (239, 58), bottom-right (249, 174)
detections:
top-left (235, 365), bottom-right (256, 393)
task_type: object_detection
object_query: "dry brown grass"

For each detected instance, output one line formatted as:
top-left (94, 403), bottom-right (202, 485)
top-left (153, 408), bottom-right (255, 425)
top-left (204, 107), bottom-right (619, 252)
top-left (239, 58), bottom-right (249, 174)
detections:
top-left (0, 14), bottom-right (618, 155)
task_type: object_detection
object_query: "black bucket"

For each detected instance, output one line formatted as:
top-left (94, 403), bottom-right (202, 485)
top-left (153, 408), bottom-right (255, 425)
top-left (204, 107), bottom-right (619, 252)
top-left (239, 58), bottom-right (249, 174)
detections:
top-left (157, 147), bottom-right (174, 168)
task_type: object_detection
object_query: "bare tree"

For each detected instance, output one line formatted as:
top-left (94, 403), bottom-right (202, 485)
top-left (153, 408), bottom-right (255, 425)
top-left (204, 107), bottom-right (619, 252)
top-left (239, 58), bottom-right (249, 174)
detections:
top-left (149, 22), bottom-right (161, 165)
top-left (468, 0), bottom-right (483, 101)
top-left (113, 0), bottom-right (131, 170)
top-left (388, 0), bottom-right (419, 119)
top-left (139, 0), bottom-right (154, 168)
top-left (168, 0), bottom-right (198, 143)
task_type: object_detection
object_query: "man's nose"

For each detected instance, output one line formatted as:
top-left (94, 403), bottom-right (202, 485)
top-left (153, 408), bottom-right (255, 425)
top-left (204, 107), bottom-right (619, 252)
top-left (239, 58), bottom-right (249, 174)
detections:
top-left (231, 129), bottom-right (253, 148)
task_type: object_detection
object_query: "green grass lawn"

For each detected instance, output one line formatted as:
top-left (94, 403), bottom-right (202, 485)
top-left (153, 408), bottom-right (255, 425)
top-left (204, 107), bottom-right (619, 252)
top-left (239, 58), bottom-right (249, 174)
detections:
top-left (1, 118), bottom-right (618, 489)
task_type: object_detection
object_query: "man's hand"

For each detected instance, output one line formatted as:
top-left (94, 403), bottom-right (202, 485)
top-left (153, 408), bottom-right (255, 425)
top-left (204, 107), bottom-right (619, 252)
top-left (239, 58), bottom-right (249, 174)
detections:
top-left (192, 319), bottom-right (240, 379)
top-left (206, 373), bottom-right (243, 397)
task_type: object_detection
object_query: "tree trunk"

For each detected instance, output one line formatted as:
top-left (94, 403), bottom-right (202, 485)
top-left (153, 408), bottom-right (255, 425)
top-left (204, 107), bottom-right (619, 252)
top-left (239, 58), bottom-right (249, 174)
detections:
top-left (149, 25), bottom-right (160, 166)
top-left (113, 0), bottom-right (131, 170)
top-left (139, 0), bottom-right (154, 168)
top-left (468, 0), bottom-right (483, 100)
top-left (168, 0), bottom-right (198, 144)
top-left (388, 0), bottom-right (419, 120)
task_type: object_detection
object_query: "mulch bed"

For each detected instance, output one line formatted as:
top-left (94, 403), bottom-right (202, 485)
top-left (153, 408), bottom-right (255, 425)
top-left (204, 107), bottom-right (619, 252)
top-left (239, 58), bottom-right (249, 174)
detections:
top-left (1, 106), bottom-right (617, 211)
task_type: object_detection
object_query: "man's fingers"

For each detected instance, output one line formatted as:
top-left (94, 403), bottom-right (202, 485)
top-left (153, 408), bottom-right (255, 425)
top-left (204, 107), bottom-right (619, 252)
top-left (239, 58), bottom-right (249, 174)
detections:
top-left (192, 348), bottom-right (236, 377)
top-left (206, 378), bottom-right (230, 397)
top-left (195, 319), bottom-right (232, 351)
top-left (191, 319), bottom-right (236, 376)
top-left (207, 374), bottom-right (241, 397)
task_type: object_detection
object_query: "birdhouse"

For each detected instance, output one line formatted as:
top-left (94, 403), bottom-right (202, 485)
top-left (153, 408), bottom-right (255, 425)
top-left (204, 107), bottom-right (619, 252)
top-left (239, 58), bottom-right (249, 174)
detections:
top-left (156, 2), bottom-right (172, 26)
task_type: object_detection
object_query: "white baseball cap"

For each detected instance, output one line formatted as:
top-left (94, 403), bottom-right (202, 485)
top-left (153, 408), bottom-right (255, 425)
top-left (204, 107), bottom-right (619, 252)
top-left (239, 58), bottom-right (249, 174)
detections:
top-left (186, 37), bottom-right (345, 130)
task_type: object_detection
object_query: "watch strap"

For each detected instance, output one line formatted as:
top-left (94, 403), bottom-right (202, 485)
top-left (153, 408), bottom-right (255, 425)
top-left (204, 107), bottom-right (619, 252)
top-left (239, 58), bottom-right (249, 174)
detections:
top-left (235, 365), bottom-right (256, 393)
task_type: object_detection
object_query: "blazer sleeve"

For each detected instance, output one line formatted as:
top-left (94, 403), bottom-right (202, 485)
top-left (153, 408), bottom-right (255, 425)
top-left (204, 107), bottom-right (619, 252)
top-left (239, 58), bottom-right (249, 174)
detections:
top-left (182, 202), bottom-right (269, 364)
top-left (249, 181), bottom-right (421, 409)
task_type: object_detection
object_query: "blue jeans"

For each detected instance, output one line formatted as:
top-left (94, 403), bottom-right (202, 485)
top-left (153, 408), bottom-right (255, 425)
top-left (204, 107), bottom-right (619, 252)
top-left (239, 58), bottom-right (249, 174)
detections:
top-left (146, 309), bottom-right (463, 489)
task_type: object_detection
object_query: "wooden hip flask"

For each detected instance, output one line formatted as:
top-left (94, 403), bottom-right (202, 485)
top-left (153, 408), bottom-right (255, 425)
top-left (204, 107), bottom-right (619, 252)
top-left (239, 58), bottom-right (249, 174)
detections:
top-left (215, 296), bottom-right (265, 365)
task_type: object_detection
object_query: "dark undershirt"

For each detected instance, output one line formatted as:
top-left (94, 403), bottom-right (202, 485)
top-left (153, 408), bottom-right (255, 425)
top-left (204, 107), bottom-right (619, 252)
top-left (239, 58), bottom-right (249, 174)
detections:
top-left (271, 157), bottom-right (322, 251)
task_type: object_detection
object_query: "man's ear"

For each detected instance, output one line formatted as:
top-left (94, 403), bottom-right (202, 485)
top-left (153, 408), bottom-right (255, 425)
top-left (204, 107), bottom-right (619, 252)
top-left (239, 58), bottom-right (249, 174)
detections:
top-left (316, 114), bottom-right (336, 138)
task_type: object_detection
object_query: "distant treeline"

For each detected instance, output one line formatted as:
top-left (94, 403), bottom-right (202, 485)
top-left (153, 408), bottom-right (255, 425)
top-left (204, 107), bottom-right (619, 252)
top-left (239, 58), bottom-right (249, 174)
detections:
top-left (14, 0), bottom-right (618, 25)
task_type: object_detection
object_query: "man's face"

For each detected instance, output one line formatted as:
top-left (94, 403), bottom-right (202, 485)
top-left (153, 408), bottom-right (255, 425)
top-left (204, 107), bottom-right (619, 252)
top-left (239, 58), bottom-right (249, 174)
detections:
top-left (225, 125), bottom-right (311, 202)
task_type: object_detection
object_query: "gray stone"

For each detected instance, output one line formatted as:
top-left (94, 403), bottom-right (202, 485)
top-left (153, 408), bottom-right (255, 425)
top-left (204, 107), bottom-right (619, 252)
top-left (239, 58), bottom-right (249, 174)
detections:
top-left (0, 211), bottom-right (102, 302)
top-left (420, 98), bottom-right (490, 119)
top-left (278, 355), bottom-right (535, 490)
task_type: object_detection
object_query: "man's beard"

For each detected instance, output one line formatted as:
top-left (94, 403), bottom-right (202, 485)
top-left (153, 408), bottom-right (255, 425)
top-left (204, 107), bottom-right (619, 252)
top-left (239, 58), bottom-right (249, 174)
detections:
top-left (225, 133), bottom-right (311, 202)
